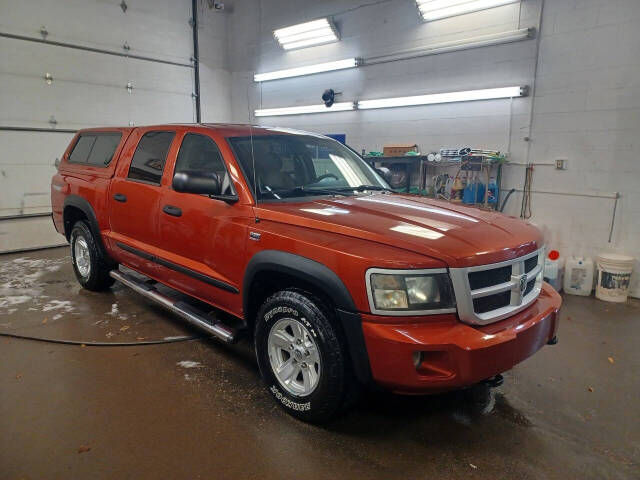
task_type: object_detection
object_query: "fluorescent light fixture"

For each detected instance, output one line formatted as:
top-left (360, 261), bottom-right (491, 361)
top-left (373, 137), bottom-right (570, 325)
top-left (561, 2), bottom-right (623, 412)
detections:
top-left (273, 18), bottom-right (339, 50)
top-left (365, 28), bottom-right (532, 64)
top-left (254, 58), bottom-right (358, 82)
top-left (254, 102), bottom-right (355, 117)
top-left (358, 86), bottom-right (526, 110)
top-left (416, 0), bottom-right (519, 22)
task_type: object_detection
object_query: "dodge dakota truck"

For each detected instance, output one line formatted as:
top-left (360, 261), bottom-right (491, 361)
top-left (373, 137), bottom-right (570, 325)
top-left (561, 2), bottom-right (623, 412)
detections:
top-left (51, 124), bottom-right (561, 422)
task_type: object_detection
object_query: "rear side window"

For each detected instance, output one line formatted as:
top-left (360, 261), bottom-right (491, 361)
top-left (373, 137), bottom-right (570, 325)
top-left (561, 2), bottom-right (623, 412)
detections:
top-left (128, 131), bottom-right (175, 185)
top-left (69, 133), bottom-right (121, 167)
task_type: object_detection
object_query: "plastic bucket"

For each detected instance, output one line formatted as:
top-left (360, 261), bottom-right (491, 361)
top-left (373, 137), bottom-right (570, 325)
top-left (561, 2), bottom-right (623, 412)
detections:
top-left (595, 253), bottom-right (634, 302)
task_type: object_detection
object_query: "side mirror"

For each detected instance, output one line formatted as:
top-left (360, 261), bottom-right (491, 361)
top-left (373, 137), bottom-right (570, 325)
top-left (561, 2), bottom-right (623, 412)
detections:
top-left (375, 167), bottom-right (392, 183)
top-left (172, 172), bottom-right (221, 196)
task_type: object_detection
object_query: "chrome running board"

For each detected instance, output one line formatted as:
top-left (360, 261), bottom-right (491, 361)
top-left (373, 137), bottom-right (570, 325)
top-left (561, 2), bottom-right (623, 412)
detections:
top-left (110, 269), bottom-right (237, 343)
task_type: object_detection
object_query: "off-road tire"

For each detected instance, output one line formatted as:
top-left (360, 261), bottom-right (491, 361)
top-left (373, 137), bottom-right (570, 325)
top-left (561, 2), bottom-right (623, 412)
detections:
top-left (255, 290), bottom-right (355, 423)
top-left (70, 220), bottom-right (116, 291)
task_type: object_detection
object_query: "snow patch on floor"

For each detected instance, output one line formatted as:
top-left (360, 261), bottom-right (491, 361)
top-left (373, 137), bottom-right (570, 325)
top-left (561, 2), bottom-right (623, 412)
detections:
top-left (42, 300), bottom-right (74, 313)
top-left (0, 256), bottom-right (71, 316)
top-left (177, 361), bottom-right (202, 369)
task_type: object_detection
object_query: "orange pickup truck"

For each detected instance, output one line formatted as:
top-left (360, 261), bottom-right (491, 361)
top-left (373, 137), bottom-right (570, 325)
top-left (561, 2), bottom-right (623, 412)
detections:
top-left (51, 124), bottom-right (561, 422)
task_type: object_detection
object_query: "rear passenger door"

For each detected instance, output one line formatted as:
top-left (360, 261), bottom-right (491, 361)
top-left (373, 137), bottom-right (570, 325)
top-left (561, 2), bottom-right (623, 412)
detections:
top-left (107, 129), bottom-right (176, 274)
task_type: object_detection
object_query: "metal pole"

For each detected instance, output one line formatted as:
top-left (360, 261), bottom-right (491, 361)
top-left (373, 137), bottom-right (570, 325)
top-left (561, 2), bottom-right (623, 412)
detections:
top-left (191, 0), bottom-right (201, 123)
top-left (608, 192), bottom-right (620, 243)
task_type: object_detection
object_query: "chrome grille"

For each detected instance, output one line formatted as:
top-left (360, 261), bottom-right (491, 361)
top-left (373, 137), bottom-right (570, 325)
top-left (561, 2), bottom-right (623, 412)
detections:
top-left (449, 248), bottom-right (545, 325)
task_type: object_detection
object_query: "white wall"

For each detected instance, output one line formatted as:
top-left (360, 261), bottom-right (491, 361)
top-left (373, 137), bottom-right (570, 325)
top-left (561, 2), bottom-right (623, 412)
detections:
top-left (504, 0), bottom-right (640, 296)
top-left (226, 0), bottom-right (640, 297)
top-left (0, 0), bottom-right (232, 252)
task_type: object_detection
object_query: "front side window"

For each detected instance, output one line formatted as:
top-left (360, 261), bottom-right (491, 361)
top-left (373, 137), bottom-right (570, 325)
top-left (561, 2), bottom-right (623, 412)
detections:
top-left (128, 131), bottom-right (175, 184)
top-left (227, 134), bottom-right (388, 201)
top-left (174, 133), bottom-right (235, 196)
top-left (69, 133), bottom-right (121, 167)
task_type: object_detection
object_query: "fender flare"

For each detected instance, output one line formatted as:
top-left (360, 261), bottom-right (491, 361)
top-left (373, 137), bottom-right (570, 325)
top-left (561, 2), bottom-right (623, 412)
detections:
top-left (62, 195), bottom-right (110, 259)
top-left (243, 250), bottom-right (372, 384)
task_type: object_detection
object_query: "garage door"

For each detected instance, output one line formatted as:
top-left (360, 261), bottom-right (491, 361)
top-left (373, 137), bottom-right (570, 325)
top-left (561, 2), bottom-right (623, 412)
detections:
top-left (0, 0), bottom-right (196, 252)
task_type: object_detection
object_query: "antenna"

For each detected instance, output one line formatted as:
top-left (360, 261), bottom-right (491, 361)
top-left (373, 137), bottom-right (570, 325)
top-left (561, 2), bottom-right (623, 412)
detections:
top-left (246, 83), bottom-right (259, 222)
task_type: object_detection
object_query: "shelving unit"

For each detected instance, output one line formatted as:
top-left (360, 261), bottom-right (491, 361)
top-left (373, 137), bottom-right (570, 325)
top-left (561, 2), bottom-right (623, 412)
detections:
top-left (364, 155), bottom-right (506, 210)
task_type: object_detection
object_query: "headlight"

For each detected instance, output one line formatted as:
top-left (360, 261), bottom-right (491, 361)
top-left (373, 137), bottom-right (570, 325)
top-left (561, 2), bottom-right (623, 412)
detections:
top-left (366, 268), bottom-right (456, 315)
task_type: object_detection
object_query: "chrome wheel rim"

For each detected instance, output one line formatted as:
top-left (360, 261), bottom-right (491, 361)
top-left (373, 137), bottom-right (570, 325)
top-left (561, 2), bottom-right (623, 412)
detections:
top-left (268, 317), bottom-right (321, 397)
top-left (74, 236), bottom-right (91, 279)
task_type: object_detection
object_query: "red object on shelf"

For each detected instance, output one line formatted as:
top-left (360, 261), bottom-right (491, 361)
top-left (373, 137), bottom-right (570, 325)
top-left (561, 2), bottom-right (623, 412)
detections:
top-left (548, 250), bottom-right (560, 260)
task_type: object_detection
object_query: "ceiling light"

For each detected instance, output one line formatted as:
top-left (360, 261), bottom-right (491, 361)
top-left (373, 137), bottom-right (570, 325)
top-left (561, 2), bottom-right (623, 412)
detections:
top-left (254, 58), bottom-right (358, 82)
top-left (274, 18), bottom-right (339, 50)
top-left (358, 86), bottom-right (526, 110)
top-left (416, 0), bottom-right (519, 22)
top-left (254, 102), bottom-right (355, 117)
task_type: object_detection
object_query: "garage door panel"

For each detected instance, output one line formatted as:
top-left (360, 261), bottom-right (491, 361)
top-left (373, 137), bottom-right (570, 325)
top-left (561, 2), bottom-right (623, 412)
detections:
top-left (0, 75), bottom-right (193, 128)
top-left (0, 37), bottom-right (194, 99)
top-left (0, 0), bottom-right (198, 252)
top-left (0, 165), bottom-right (58, 215)
top-left (0, 0), bottom-right (193, 65)
top-left (0, 131), bottom-right (73, 166)
top-left (128, 90), bottom-right (195, 125)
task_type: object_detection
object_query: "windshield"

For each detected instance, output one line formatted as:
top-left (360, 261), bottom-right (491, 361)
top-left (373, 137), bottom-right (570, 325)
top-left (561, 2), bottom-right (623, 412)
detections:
top-left (227, 134), bottom-right (389, 201)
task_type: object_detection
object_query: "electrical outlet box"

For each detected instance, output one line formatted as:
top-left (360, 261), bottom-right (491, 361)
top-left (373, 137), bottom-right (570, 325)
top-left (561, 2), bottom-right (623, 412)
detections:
top-left (555, 158), bottom-right (567, 170)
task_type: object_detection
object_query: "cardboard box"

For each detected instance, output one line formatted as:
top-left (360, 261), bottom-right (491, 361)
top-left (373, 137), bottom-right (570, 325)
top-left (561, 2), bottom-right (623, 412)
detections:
top-left (383, 144), bottom-right (418, 157)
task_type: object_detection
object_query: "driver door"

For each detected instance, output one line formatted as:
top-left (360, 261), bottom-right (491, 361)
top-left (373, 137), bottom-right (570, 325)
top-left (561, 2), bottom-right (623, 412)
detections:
top-left (155, 132), bottom-right (246, 312)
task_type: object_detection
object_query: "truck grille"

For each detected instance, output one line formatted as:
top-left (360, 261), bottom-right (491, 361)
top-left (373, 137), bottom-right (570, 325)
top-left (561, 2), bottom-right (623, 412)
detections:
top-left (450, 248), bottom-right (545, 325)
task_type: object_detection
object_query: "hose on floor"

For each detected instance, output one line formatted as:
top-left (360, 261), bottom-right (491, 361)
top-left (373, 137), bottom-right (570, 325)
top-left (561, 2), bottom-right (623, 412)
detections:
top-left (0, 331), bottom-right (203, 346)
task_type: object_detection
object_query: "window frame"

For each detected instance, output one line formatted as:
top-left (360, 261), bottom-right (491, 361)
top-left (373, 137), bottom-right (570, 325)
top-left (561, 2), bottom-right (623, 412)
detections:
top-left (126, 130), bottom-right (176, 186)
top-left (172, 132), bottom-right (238, 202)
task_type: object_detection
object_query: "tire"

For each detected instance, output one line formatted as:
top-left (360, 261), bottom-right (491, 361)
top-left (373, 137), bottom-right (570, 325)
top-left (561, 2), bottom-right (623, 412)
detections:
top-left (70, 220), bottom-right (116, 291)
top-left (255, 290), bottom-right (354, 423)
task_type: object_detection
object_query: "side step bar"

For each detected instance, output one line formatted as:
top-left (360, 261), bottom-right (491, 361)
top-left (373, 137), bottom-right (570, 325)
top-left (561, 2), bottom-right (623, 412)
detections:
top-left (109, 270), bottom-right (237, 343)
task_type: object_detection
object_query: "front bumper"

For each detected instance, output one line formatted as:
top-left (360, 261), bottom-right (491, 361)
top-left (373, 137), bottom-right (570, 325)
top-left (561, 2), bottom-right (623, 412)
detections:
top-left (361, 282), bottom-right (562, 394)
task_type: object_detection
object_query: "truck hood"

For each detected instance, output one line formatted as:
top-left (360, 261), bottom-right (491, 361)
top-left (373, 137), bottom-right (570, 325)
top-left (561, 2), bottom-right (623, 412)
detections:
top-left (255, 193), bottom-right (543, 267)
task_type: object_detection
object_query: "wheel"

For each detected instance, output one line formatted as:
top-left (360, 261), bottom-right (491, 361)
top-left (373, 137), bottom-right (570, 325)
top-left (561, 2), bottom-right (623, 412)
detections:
top-left (254, 290), bottom-right (353, 423)
top-left (70, 221), bottom-right (116, 291)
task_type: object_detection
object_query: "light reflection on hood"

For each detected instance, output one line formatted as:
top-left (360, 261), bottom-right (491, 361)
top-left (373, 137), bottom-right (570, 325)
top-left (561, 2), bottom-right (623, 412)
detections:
top-left (356, 196), bottom-right (479, 223)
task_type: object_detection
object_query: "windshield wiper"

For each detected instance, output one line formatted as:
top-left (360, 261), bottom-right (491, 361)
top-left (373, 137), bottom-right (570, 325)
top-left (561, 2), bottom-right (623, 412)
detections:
top-left (271, 186), bottom-right (349, 198)
top-left (332, 185), bottom-right (393, 193)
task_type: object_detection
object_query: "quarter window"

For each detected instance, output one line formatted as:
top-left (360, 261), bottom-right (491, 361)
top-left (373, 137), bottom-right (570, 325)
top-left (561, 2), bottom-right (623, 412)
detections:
top-left (128, 131), bottom-right (175, 185)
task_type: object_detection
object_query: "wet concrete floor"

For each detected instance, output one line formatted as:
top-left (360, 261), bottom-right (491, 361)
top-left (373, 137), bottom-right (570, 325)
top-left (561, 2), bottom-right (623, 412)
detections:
top-left (1, 247), bottom-right (638, 479)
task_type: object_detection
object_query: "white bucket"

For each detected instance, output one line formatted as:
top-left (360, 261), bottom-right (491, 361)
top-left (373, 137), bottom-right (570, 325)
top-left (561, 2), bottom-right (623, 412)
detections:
top-left (595, 253), bottom-right (634, 303)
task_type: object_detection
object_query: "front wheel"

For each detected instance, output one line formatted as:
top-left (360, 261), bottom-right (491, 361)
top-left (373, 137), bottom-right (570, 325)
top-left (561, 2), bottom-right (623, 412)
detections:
top-left (70, 221), bottom-right (115, 291)
top-left (255, 290), bottom-right (353, 423)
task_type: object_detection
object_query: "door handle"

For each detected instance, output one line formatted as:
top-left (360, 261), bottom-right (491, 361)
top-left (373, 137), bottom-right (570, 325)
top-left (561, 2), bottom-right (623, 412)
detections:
top-left (113, 193), bottom-right (127, 203)
top-left (162, 205), bottom-right (182, 217)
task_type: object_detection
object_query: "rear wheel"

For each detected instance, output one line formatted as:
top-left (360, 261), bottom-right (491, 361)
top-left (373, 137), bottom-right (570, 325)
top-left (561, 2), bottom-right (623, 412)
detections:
top-left (70, 221), bottom-right (115, 291)
top-left (255, 290), bottom-right (354, 423)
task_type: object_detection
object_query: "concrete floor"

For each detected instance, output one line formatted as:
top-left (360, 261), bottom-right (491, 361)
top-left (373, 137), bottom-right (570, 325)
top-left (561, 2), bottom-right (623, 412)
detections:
top-left (1, 247), bottom-right (638, 479)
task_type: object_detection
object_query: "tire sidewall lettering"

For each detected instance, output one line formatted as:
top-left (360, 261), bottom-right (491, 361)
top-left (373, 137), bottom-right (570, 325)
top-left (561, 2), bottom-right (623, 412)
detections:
top-left (270, 385), bottom-right (311, 411)
top-left (263, 306), bottom-right (318, 339)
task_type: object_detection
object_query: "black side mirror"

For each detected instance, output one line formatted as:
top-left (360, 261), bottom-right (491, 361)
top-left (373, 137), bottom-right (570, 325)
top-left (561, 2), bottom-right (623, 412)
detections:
top-left (172, 172), bottom-right (221, 196)
top-left (375, 167), bottom-right (392, 183)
